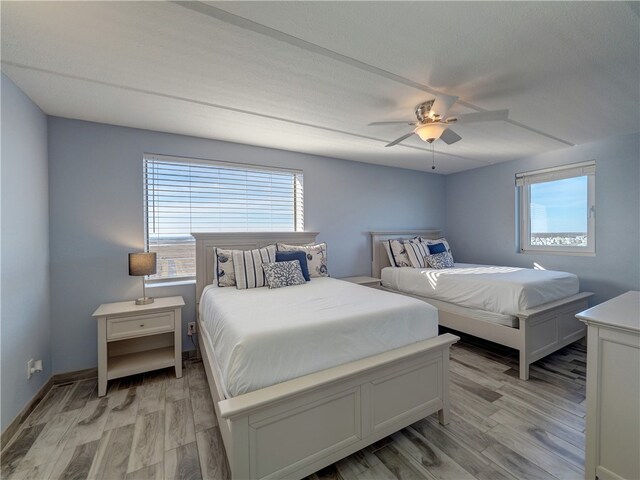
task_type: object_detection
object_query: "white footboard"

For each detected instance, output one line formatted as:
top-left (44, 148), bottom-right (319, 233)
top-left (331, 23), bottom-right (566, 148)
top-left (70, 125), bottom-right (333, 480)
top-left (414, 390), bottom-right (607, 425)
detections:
top-left (198, 326), bottom-right (458, 480)
top-left (517, 292), bottom-right (591, 380)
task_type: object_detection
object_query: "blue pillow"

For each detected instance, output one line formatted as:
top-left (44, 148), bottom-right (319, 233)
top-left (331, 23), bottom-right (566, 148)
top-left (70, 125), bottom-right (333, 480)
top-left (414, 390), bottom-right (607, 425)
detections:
top-left (276, 251), bottom-right (310, 281)
top-left (427, 242), bottom-right (447, 254)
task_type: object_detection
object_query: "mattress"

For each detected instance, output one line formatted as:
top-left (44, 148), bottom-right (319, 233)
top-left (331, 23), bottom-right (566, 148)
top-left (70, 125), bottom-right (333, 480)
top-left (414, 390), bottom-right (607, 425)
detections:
top-left (199, 277), bottom-right (439, 398)
top-left (381, 263), bottom-right (579, 316)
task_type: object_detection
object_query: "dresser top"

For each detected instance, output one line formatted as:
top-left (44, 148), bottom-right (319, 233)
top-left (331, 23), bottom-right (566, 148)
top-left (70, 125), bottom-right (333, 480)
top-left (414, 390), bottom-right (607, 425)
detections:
top-left (576, 291), bottom-right (640, 333)
top-left (93, 296), bottom-right (185, 317)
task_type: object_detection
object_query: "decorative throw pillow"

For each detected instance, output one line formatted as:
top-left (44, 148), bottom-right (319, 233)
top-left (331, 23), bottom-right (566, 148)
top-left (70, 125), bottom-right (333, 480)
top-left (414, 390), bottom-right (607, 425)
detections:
top-left (277, 243), bottom-right (329, 277)
top-left (387, 238), bottom-right (420, 267)
top-left (425, 251), bottom-right (455, 269)
top-left (276, 251), bottom-right (310, 281)
top-left (427, 242), bottom-right (447, 254)
top-left (232, 245), bottom-right (277, 290)
top-left (263, 260), bottom-right (306, 289)
top-left (420, 237), bottom-right (454, 262)
top-left (403, 241), bottom-right (431, 269)
top-left (214, 248), bottom-right (236, 287)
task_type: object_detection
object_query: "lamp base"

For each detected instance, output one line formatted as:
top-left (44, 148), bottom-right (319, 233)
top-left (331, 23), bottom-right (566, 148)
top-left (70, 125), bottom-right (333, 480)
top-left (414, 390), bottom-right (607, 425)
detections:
top-left (135, 297), bottom-right (154, 305)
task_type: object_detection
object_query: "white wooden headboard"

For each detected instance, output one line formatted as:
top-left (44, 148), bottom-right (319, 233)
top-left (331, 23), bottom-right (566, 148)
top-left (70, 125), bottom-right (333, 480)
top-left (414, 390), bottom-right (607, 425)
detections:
top-left (193, 232), bottom-right (319, 303)
top-left (370, 229), bottom-right (442, 279)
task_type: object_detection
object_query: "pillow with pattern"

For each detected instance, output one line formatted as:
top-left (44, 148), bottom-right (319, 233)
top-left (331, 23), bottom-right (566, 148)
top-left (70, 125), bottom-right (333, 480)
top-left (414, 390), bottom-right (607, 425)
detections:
top-left (277, 243), bottom-right (329, 277)
top-left (214, 248), bottom-right (236, 287)
top-left (425, 251), bottom-right (455, 269)
top-left (387, 238), bottom-right (420, 268)
top-left (276, 250), bottom-right (310, 281)
top-left (232, 245), bottom-right (277, 289)
top-left (263, 260), bottom-right (307, 289)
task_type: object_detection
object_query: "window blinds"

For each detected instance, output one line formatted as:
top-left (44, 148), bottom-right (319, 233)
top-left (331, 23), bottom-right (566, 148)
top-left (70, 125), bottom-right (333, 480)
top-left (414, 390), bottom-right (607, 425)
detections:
top-left (515, 160), bottom-right (595, 187)
top-left (144, 154), bottom-right (304, 281)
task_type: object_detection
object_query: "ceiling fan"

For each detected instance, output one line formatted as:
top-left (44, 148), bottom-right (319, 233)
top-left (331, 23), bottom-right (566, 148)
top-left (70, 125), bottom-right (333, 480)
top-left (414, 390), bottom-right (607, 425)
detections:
top-left (369, 94), bottom-right (509, 147)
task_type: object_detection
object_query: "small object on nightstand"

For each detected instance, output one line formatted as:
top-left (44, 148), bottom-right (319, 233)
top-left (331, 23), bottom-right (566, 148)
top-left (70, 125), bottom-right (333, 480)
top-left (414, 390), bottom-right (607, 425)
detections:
top-left (92, 295), bottom-right (185, 397)
top-left (340, 276), bottom-right (382, 288)
top-left (128, 252), bottom-right (156, 305)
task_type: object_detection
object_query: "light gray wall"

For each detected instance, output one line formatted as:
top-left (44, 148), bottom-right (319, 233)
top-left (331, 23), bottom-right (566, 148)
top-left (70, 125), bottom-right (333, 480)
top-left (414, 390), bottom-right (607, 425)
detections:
top-left (445, 132), bottom-right (640, 305)
top-left (1, 74), bottom-right (51, 432)
top-left (48, 117), bottom-right (446, 373)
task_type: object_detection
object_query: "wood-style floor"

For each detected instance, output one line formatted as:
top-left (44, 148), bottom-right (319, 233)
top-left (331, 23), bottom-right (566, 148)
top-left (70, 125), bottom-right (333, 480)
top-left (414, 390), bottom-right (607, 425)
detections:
top-left (1, 332), bottom-right (587, 480)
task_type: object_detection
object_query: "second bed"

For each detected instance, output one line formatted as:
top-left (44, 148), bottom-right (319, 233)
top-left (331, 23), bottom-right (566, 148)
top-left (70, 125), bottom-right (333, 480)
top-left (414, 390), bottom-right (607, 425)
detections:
top-left (372, 230), bottom-right (592, 380)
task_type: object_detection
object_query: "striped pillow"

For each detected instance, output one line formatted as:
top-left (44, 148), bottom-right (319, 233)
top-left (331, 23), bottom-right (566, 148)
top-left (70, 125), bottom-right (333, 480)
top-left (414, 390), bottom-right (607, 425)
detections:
top-left (232, 245), bottom-right (277, 289)
top-left (403, 241), bottom-right (431, 269)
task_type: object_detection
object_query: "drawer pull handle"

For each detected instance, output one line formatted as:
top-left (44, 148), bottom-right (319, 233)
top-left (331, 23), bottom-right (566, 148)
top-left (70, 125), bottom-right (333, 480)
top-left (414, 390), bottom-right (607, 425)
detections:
top-left (139, 324), bottom-right (145, 327)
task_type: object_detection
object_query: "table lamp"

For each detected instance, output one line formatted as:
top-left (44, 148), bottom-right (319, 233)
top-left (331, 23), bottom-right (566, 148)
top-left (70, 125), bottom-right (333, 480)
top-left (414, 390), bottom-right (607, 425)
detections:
top-left (129, 252), bottom-right (157, 305)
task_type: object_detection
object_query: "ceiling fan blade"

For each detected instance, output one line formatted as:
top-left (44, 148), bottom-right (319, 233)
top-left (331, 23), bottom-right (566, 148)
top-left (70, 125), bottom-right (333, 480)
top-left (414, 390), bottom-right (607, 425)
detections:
top-left (450, 109), bottom-right (509, 124)
top-left (431, 94), bottom-right (459, 118)
top-left (368, 121), bottom-right (416, 126)
top-left (385, 132), bottom-right (415, 147)
top-left (440, 128), bottom-right (462, 145)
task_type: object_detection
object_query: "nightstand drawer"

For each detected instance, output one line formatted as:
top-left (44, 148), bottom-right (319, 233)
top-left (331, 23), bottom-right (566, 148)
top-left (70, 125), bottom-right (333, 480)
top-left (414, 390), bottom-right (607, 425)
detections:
top-left (107, 311), bottom-right (174, 340)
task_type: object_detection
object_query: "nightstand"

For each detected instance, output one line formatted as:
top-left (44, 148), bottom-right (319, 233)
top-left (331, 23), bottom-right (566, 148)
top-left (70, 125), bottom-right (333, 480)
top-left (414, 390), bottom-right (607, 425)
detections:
top-left (92, 296), bottom-right (185, 396)
top-left (340, 276), bottom-right (382, 288)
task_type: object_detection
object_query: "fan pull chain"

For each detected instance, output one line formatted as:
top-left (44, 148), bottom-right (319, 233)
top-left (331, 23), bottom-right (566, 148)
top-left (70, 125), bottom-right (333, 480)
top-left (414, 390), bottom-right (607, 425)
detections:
top-left (431, 143), bottom-right (436, 170)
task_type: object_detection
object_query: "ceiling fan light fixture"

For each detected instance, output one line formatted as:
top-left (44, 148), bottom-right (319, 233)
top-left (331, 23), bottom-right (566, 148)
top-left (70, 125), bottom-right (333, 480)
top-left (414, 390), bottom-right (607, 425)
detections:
top-left (414, 123), bottom-right (448, 143)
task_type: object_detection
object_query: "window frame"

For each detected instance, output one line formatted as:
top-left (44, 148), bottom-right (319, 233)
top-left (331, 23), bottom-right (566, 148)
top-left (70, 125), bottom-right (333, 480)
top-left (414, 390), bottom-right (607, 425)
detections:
top-left (517, 161), bottom-right (596, 255)
top-left (143, 153), bottom-right (304, 284)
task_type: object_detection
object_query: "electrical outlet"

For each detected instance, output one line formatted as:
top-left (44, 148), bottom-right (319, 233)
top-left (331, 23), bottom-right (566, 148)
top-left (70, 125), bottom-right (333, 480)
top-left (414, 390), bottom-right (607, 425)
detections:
top-left (188, 322), bottom-right (196, 336)
top-left (27, 359), bottom-right (43, 379)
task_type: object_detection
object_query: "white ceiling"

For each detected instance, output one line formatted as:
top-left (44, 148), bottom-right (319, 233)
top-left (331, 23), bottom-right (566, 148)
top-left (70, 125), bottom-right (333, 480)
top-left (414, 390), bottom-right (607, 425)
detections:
top-left (2, 1), bottom-right (638, 174)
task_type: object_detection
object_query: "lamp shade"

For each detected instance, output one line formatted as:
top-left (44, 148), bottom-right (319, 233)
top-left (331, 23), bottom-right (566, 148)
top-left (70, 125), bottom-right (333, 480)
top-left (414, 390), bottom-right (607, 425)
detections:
top-left (128, 252), bottom-right (157, 276)
top-left (414, 123), bottom-right (448, 143)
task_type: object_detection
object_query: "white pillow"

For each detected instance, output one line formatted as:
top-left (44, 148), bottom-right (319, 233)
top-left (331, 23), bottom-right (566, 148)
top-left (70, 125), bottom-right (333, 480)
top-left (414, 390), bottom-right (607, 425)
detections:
top-left (232, 245), bottom-right (277, 289)
top-left (277, 243), bottom-right (329, 277)
top-left (403, 241), bottom-right (431, 269)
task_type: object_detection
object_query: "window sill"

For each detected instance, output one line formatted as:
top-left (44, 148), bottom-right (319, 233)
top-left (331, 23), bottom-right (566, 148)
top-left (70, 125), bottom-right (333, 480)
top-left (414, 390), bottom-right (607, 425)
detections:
top-left (146, 279), bottom-right (196, 289)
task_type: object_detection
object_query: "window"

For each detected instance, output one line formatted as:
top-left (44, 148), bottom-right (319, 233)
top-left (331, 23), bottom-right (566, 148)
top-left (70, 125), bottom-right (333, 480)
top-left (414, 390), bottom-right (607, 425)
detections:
top-left (144, 154), bottom-right (304, 282)
top-left (516, 161), bottom-right (595, 254)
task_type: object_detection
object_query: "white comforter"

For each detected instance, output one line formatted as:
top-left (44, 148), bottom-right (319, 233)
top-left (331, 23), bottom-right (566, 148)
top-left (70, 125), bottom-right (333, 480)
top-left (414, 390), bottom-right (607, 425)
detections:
top-left (382, 263), bottom-right (579, 316)
top-left (199, 277), bottom-right (439, 397)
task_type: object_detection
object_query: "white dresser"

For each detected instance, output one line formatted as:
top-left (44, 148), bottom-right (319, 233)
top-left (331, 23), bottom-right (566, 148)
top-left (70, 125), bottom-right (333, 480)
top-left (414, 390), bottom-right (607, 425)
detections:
top-left (576, 291), bottom-right (640, 480)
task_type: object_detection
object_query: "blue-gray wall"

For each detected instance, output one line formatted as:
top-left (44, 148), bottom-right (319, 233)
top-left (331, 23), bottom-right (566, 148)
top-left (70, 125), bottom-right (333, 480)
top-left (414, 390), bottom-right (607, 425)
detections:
top-left (445, 132), bottom-right (640, 305)
top-left (48, 117), bottom-right (446, 373)
top-left (1, 74), bottom-right (51, 432)
top-left (5, 74), bottom-right (638, 431)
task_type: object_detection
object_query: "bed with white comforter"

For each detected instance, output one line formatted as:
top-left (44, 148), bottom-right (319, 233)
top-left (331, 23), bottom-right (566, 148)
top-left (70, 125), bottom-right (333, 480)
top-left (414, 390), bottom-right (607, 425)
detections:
top-left (199, 277), bottom-right (439, 398)
top-left (381, 263), bottom-right (579, 316)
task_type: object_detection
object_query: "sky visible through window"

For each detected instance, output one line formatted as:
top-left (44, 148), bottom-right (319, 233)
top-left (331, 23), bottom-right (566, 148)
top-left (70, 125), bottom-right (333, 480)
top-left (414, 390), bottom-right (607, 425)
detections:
top-left (530, 176), bottom-right (588, 234)
top-left (147, 161), bottom-right (298, 239)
